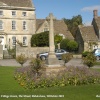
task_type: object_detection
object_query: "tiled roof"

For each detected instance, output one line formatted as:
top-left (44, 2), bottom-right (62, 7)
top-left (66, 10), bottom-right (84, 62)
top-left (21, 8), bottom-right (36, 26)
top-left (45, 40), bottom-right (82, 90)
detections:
top-left (36, 19), bottom-right (45, 31)
top-left (79, 25), bottom-right (98, 41)
top-left (36, 19), bottom-right (74, 40)
top-left (0, 0), bottom-right (34, 7)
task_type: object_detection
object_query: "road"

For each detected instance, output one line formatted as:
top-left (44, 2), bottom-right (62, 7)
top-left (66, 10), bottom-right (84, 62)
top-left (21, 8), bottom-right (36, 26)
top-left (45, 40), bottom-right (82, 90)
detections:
top-left (0, 58), bottom-right (100, 68)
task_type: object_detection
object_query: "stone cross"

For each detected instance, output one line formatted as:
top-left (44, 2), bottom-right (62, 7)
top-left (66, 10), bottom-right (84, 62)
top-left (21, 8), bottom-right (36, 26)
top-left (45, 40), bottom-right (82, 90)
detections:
top-left (46, 13), bottom-right (60, 66)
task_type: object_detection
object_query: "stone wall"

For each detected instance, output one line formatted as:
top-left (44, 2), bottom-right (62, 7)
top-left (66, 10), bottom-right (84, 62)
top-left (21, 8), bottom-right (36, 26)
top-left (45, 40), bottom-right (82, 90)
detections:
top-left (16, 45), bottom-right (49, 58)
top-left (0, 45), bottom-right (3, 59)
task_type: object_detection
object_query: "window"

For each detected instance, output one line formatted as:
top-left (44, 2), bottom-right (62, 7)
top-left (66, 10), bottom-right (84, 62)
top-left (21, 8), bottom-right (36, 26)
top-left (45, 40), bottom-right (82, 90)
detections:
top-left (23, 21), bottom-right (27, 30)
top-left (44, 28), bottom-right (48, 32)
top-left (12, 21), bottom-right (16, 30)
top-left (12, 11), bottom-right (16, 16)
top-left (23, 36), bottom-right (27, 45)
top-left (0, 21), bottom-right (3, 30)
top-left (0, 11), bottom-right (3, 16)
top-left (22, 12), bottom-right (27, 16)
top-left (12, 36), bottom-right (16, 46)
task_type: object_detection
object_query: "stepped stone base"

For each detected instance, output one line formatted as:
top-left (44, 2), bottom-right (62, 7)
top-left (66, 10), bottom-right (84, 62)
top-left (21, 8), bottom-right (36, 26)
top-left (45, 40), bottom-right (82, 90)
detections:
top-left (46, 53), bottom-right (61, 67)
top-left (43, 66), bottom-right (65, 76)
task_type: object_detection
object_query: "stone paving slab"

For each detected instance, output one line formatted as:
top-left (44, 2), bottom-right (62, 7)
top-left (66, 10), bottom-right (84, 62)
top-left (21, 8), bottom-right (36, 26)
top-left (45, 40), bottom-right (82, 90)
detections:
top-left (0, 58), bottom-right (100, 68)
top-left (0, 59), bottom-right (30, 67)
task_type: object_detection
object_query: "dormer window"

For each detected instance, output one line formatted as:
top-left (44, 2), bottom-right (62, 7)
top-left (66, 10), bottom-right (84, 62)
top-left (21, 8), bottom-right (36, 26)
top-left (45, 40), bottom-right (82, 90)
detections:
top-left (12, 11), bottom-right (16, 16)
top-left (22, 12), bottom-right (27, 16)
top-left (0, 11), bottom-right (3, 16)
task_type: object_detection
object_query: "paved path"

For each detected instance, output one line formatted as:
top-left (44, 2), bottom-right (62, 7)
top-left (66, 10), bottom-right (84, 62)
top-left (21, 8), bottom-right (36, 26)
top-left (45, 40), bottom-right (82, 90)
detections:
top-left (0, 58), bottom-right (100, 68)
top-left (65, 58), bottom-right (100, 68)
top-left (0, 59), bottom-right (30, 67)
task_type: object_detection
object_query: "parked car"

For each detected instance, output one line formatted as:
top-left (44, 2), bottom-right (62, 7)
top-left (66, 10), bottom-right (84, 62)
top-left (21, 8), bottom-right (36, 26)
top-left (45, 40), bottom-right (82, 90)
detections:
top-left (94, 48), bottom-right (100, 60)
top-left (38, 49), bottom-right (68, 60)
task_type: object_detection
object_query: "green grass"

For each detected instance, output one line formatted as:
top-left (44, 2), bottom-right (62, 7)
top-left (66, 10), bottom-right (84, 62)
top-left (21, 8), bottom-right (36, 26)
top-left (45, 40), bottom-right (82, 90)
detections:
top-left (95, 61), bottom-right (100, 66)
top-left (0, 66), bottom-right (100, 100)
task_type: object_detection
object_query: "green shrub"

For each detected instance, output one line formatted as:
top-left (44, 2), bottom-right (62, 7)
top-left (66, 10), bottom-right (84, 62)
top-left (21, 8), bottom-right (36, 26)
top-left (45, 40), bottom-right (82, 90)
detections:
top-left (83, 53), bottom-right (96, 68)
top-left (67, 40), bottom-right (78, 52)
top-left (16, 54), bottom-right (27, 67)
top-left (60, 39), bottom-right (78, 52)
top-left (62, 53), bottom-right (73, 63)
top-left (31, 31), bottom-right (49, 47)
top-left (8, 48), bottom-right (16, 58)
top-left (30, 58), bottom-right (44, 78)
top-left (82, 51), bottom-right (90, 57)
top-left (60, 39), bottom-right (70, 51)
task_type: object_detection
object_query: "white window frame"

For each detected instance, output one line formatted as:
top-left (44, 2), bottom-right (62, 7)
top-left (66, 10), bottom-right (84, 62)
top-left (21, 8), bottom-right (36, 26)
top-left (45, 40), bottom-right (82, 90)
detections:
top-left (0, 11), bottom-right (3, 16)
top-left (12, 36), bottom-right (16, 46)
top-left (22, 12), bottom-right (27, 16)
top-left (12, 21), bottom-right (16, 30)
top-left (23, 21), bottom-right (27, 30)
top-left (23, 36), bottom-right (27, 46)
top-left (0, 21), bottom-right (3, 30)
top-left (12, 11), bottom-right (16, 16)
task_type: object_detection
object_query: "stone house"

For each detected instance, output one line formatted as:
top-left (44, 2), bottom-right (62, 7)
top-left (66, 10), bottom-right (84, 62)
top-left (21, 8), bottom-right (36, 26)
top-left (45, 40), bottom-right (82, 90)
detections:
top-left (0, 0), bottom-right (74, 51)
top-left (36, 14), bottom-right (74, 40)
top-left (76, 10), bottom-right (100, 53)
top-left (0, 0), bottom-right (36, 50)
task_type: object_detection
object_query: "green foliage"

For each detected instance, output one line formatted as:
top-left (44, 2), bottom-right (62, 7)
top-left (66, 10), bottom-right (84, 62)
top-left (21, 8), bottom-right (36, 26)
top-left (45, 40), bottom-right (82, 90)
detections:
top-left (31, 31), bottom-right (49, 47)
top-left (16, 54), bottom-right (27, 67)
top-left (8, 48), bottom-right (16, 58)
top-left (60, 38), bottom-right (70, 50)
top-left (60, 39), bottom-right (78, 52)
top-left (30, 58), bottom-right (44, 74)
top-left (82, 51), bottom-right (90, 57)
top-left (54, 34), bottom-right (63, 44)
top-left (67, 40), bottom-right (78, 51)
top-left (62, 53), bottom-right (73, 63)
top-left (14, 66), bottom-right (100, 89)
top-left (63, 15), bottom-right (83, 37)
top-left (83, 53), bottom-right (96, 68)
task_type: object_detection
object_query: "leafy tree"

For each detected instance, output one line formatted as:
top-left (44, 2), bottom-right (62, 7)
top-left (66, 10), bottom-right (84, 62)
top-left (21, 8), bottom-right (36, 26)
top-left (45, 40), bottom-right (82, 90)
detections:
top-left (63, 15), bottom-right (83, 37)
top-left (54, 34), bottom-right (63, 44)
top-left (16, 54), bottom-right (27, 67)
top-left (60, 39), bottom-right (70, 51)
top-left (67, 40), bottom-right (78, 51)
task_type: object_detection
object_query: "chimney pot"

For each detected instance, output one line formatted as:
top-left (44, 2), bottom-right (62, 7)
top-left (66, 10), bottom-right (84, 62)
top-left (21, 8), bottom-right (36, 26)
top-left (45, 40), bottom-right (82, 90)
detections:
top-left (93, 10), bottom-right (98, 18)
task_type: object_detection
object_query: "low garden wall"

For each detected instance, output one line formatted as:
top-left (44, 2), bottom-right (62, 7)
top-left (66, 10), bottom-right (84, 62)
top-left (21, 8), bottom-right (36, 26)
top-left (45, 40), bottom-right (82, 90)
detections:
top-left (16, 45), bottom-right (49, 58)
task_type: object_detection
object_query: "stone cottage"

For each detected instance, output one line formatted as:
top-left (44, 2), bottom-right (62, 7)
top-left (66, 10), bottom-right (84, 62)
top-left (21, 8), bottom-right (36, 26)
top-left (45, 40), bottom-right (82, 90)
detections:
top-left (76, 10), bottom-right (100, 53)
top-left (36, 14), bottom-right (74, 40)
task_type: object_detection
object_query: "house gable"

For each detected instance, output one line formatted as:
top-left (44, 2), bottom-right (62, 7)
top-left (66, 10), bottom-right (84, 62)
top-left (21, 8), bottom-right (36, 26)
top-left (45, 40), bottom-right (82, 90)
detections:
top-left (36, 18), bottom-right (74, 40)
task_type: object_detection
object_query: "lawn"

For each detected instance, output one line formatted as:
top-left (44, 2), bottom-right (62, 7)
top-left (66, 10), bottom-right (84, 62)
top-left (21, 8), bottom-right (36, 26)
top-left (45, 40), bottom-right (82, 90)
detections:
top-left (0, 66), bottom-right (100, 100)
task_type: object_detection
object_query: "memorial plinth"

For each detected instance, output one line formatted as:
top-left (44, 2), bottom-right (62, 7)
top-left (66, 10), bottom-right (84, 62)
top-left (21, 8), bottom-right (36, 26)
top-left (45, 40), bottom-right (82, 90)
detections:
top-left (46, 13), bottom-right (61, 67)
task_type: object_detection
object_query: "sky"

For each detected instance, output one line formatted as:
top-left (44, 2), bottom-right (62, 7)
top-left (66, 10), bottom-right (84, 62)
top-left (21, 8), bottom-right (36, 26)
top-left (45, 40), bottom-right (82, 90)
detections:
top-left (33, 0), bottom-right (100, 25)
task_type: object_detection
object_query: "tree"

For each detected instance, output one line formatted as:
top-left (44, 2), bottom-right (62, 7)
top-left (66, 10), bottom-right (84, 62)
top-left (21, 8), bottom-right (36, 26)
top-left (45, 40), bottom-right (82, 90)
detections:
top-left (60, 39), bottom-right (70, 51)
top-left (63, 15), bottom-right (83, 37)
top-left (16, 54), bottom-right (27, 67)
top-left (67, 40), bottom-right (78, 51)
top-left (54, 34), bottom-right (63, 44)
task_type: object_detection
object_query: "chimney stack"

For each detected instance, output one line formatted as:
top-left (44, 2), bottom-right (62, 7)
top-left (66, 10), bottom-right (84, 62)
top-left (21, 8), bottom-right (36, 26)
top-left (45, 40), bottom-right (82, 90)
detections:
top-left (93, 10), bottom-right (98, 18)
